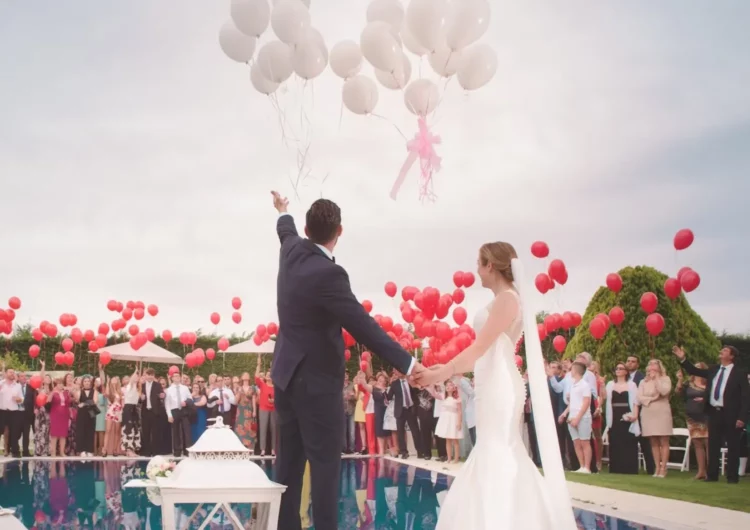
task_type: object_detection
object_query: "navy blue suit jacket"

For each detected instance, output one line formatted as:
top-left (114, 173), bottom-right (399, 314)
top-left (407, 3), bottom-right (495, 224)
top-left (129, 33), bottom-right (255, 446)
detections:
top-left (271, 214), bottom-right (413, 392)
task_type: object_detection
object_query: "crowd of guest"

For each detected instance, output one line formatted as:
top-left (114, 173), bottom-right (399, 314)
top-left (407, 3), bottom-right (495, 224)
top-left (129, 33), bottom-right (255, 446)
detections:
top-left (0, 356), bottom-right (276, 459)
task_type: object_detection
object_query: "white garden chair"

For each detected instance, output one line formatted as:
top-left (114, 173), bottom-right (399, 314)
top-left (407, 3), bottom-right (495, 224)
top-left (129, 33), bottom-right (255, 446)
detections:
top-left (667, 428), bottom-right (691, 472)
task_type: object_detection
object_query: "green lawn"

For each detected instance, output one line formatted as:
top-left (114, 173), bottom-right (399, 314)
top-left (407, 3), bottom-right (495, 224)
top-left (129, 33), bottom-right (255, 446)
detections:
top-left (566, 468), bottom-right (750, 513)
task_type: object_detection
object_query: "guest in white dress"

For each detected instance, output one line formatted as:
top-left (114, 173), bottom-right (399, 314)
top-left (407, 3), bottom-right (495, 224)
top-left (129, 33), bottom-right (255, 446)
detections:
top-left (435, 380), bottom-right (463, 463)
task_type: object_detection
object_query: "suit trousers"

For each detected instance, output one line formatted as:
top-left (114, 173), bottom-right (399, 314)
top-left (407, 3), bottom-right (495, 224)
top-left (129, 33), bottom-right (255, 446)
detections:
top-left (21, 411), bottom-right (34, 456)
top-left (397, 406), bottom-right (422, 457)
top-left (416, 407), bottom-right (434, 457)
top-left (141, 408), bottom-right (159, 456)
top-left (708, 407), bottom-right (742, 482)
top-left (275, 375), bottom-right (342, 530)
top-left (259, 408), bottom-right (277, 454)
top-left (171, 415), bottom-right (191, 456)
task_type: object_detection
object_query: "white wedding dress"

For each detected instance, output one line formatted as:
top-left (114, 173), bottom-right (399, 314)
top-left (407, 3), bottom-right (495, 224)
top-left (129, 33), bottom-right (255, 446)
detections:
top-left (436, 288), bottom-right (572, 530)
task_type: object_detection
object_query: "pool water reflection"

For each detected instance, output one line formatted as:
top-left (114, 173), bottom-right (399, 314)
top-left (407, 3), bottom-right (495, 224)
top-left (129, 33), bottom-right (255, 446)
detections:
top-left (0, 459), bottom-right (658, 529)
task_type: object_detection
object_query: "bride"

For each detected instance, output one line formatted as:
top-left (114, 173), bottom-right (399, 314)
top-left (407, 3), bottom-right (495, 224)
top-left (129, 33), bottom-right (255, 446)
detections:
top-left (416, 242), bottom-right (576, 530)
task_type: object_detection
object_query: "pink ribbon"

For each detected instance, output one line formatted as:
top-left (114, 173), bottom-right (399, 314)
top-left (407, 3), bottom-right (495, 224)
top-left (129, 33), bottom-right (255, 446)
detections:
top-left (390, 118), bottom-right (442, 201)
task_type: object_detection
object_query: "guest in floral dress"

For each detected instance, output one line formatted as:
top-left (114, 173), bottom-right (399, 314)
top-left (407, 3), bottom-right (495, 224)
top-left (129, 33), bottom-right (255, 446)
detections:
top-left (34, 361), bottom-right (52, 456)
top-left (63, 373), bottom-right (78, 456)
top-left (121, 369), bottom-right (142, 457)
top-left (103, 377), bottom-right (123, 456)
top-left (234, 373), bottom-right (257, 451)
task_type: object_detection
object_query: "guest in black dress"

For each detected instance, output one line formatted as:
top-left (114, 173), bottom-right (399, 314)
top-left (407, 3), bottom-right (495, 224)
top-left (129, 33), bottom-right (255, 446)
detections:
top-left (368, 372), bottom-right (390, 456)
top-left (75, 376), bottom-right (99, 456)
top-left (605, 363), bottom-right (640, 474)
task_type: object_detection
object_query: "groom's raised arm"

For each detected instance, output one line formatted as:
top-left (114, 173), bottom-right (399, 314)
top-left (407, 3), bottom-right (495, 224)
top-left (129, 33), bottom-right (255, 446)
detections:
top-left (276, 213), bottom-right (299, 244)
top-left (319, 266), bottom-right (414, 375)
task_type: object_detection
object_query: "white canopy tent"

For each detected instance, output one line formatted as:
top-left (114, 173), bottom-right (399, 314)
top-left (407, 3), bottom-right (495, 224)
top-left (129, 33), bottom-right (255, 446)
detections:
top-left (89, 340), bottom-right (184, 365)
top-left (224, 339), bottom-right (275, 355)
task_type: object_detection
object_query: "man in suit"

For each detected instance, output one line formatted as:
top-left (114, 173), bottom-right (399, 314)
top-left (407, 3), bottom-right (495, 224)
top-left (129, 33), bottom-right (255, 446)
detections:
top-left (673, 344), bottom-right (750, 483)
top-left (547, 361), bottom-right (568, 466)
top-left (270, 191), bottom-right (424, 530)
top-left (387, 370), bottom-right (424, 459)
top-left (139, 368), bottom-right (165, 456)
top-left (626, 355), bottom-right (655, 475)
top-left (18, 373), bottom-right (37, 457)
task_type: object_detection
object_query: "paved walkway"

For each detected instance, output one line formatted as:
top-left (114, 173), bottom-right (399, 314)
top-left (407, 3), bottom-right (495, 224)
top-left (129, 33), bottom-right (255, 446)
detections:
top-left (385, 455), bottom-right (750, 530)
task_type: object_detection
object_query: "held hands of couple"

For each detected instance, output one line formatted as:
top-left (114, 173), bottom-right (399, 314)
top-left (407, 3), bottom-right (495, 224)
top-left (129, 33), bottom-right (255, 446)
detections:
top-left (410, 362), bottom-right (452, 388)
top-left (271, 191), bottom-right (289, 213)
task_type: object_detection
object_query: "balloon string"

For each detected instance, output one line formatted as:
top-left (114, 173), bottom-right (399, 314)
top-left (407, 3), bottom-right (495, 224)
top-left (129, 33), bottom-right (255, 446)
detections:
top-left (369, 112), bottom-right (408, 141)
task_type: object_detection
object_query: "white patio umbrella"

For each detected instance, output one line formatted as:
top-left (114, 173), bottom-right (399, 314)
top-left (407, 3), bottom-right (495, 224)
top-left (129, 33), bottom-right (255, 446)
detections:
top-left (224, 339), bottom-right (275, 355)
top-left (90, 340), bottom-right (184, 365)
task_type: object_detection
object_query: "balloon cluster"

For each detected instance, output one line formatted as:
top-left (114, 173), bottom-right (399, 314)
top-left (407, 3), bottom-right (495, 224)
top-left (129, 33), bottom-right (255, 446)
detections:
top-left (220, 0), bottom-right (328, 95)
top-left (0, 296), bottom-right (21, 335)
top-left (252, 322), bottom-right (279, 346)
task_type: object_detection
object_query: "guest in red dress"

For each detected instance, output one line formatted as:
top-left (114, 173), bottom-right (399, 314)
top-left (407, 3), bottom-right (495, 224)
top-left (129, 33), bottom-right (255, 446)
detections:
top-left (49, 378), bottom-right (70, 457)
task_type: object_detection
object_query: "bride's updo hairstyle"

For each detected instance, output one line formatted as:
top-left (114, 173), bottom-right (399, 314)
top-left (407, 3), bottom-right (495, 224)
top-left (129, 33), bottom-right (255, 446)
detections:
top-left (479, 242), bottom-right (518, 283)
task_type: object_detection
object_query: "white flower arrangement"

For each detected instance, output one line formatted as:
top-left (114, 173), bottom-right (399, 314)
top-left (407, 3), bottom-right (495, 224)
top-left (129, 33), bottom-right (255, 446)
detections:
top-left (146, 455), bottom-right (177, 481)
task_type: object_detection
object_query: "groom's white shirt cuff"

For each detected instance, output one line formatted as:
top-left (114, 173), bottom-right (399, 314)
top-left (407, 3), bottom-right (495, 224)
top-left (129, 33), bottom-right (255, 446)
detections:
top-left (278, 212), bottom-right (415, 376)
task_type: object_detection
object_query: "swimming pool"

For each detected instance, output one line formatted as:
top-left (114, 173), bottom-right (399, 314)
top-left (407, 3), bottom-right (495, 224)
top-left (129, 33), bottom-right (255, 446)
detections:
top-left (0, 459), bottom-right (658, 529)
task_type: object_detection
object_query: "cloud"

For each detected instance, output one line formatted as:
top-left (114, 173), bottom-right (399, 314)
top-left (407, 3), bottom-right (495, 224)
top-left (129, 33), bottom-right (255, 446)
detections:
top-left (1, 1), bottom-right (748, 339)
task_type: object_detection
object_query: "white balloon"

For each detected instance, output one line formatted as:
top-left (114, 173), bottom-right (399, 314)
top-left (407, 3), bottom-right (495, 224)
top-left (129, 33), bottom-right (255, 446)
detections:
top-left (230, 0), bottom-right (271, 37)
top-left (342, 75), bottom-right (379, 115)
top-left (367, 0), bottom-right (405, 29)
top-left (404, 78), bottom-right (440, 116)
top-left (401, 23), bottom-right (428, 56)
top-left (445, 0), bottom-right (491, 51)
top-left (330, 40), bottom-right (363, 79)
top-left (428, 45), bottom-right (462, 77)
top-left (250, 62), bottom-right (280, 94)
top-left (360, 21), bottom-right (401, 72)
top-left (457, 43), bottom-right (497, 90)
top-left (375, 53), bottom-right (412, 90)
top-left (219, 21), bottom-right (258, 63)
top-left (271, 0), bottom-right (311, 44)
top-left (257, 40), bottom-right (294, 82)
top-left (293, 33), bottom-right (328, 79)
top-left (273, 0), bottom-right (309, 6)
top-left (405, 0), bottom-right (446, 52)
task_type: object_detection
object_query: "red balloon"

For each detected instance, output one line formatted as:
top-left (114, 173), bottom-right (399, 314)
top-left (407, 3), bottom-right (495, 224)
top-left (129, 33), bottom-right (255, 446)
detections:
top-left (147, 304), bottom-right (159, 317)
top-left (561, 312), bottom-right (573, 329)
top-left (677, 267), bottom-right (693, 282)
top-left (544, 315), bottom-right (557, 334)
top-left (29, 374), bottom-right (42, 390)
top-left (0, 310), bottom-right (9, 323)
top-left (46, 324), bottom-right (58, 337)
top-left (537, 323), bottom-right (547, 341)
top-left (8, 296), bottom-right (21, 310)
top-left (162, 329), bottom-right (173, 342)
top-left (401, 286), bottom-right (419, 302)
top-left (343, 330), bottom-right (355, 348)
top-left (597, 313), bottom-right (611, 330)
top-left (362, 351), bottom-right (372, 362)
top-left (168, 365), bottom-right (180, 376)
top-left (552, 335), bottom-right (567, 354)
top-left (436, 322), bottom-right (452, 341)
top-left (232, 297), bottom-right (242, 310)
top-left (35, 394), bottom-right (48, 407)
top-left (29, 344), bottom-right (41, 358)
top-left (133, 308), bottom-right (145, 320)
top-left (99, 351), bottom-right (112, 366)
top-left (422, 349), bottom-right (434, 367)
top-left (217, 337), bottom-right (229, 351)
top-left (187, 332), bottom-right (197, 345)
top-left (360, 360), bottom-right (369, 372)
top-left (206, 348), bottom-right (216, 360)
top-left (89, 340), bottom-right (99, 353)
top-left (535, 273), bottom-right (553, 294)
top-left (344, 349), bottom-right (351, 361)
top-left (514, 355), bottom-right (523, 368)
top-left (62, 338), bottom-right (74, 352)
top-left (135, 301), bottom-right (145, 310)
top-left (63, 351), bottom-right (74, 366)
top-left (362, 300), bottom-right (373, 313)
top-left (232, 311), bottom-right (242, 324)
top-left (210, 312), bottom-right (220, 325)
top-left (32, 328), bottom-right (43, 341)
top-left (54, 351), bottom-right (64, 364)
top-left (452, 271), bottom-right (464, 288)
top-left (589, 317), bottom-right (607, 340)
top-left (392, 323), bottom-right (404, 337)
top-left (107, 300), bottom-right (118, 311)
top-left (267, 322), bottom-right (279, 335)
top-left (606, 273), bottom-right (623, 293)
top-left (674, 229), bottom-right (694, 251)
top-left (83, 329), bottom-right (95, 342)
top-left (128, 324), bottom-right (140, 336)
top-left (380, 316), bottom-right (393, 332)
top-left (452, 307), bottom-right (467, 326)
top-left (645, 313), bottom-right (665, 336)
top-left (640, 292), bottom-right (658, 314)
top-left (256, 324), bottom-right (267, 337)
top-left (680, 270), bottom-right (700, 293)
top-left (609, 307), bottom-right (625, 326)
top-left (384, 281), bottom-right (397, 298)
top-left (452, 288), bottom-right (465, 304)
top-left (184, 353), bottom-right (195, 368)
top-left (59, 313), bottom-right (71, 327)
top-left (253, 334), bottom-right (263, 346)
top-left (462, 272), bottom-right (475, 288)
top-left (98, 323), bottom-right (110, 335)
top-left (531, 241), bottom-right (549, 259)
top-left (193, 349), bottom-right (206, 365)
top-left (122, 308), bottom-right (133, 321)
top-left (548, 260), bottom-right (567, 284)
top-left (664, 278), bottom-right (681, 300)
top-left (401, 305), bottom-right (415, 323)
top-left (96, 333), bottom-right (107, 348)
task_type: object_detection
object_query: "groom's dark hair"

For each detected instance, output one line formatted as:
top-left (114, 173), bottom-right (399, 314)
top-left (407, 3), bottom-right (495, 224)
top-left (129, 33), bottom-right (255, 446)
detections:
top-left (306, 199), bottom-right (341, 244)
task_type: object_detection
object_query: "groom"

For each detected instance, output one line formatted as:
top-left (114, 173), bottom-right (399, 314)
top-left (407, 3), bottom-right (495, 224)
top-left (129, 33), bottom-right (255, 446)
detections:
top-left (270, 191), bottom-right (424, 530)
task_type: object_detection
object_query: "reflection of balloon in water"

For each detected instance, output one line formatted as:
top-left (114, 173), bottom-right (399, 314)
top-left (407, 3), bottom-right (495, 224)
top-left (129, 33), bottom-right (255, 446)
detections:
top-left (230, 0), bottom-right (271, 37)
top-left (367, 0), bottom-right (405, 29)
top-left (257, 40), bottom-right (294, 83)
top-left (271, 0), bottom-right (311, 44)
top-left (406, 0), bottom-right (447, 53)
top-left (330, 40), bottom-right (363, 79)
top-left (429, 45), bottom-right (462, 77)
top-left (219, 21), bottom-right (257, 63)
top-left (457, 43), bottom-right (497, 90)
top-left (360, 21), bottom-right (401, 72)
top-left (375, 53), bottom-right (411, 90)
top-left (445, 0), bottom-right (491, 51)
top-left (342, 75), bottom-right (379, 115)
top-left (404, 79), bottom-right (440, 116)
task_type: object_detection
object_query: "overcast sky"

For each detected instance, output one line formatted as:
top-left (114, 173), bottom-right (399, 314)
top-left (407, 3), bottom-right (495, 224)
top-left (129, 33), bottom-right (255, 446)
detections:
top-left (1, 1), bottom-right (749, 340)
